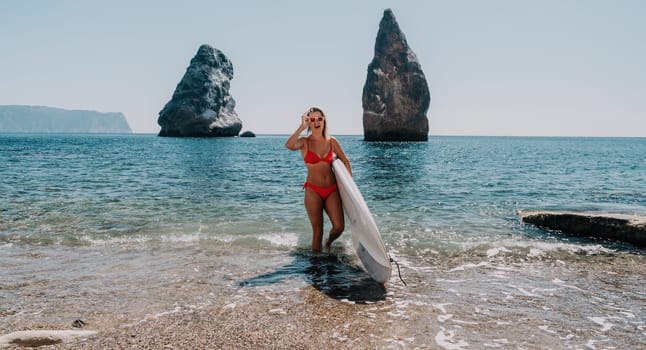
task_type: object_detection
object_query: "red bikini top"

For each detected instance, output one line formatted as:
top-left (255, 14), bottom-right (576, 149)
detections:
top-left (304, 142), bottom-right (334, 164)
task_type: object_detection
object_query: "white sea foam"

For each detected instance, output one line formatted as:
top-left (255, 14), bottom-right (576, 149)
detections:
top-left (447, 288), bottom-right (462, 296)
top-left (528, 248), bottom-right (544, 257)
top-left (618, 311), bottom-right (635, 318)
top-left (450, 261), bottom-right (488, 272)
top-left (560, 334), bottom-right (575, 340)
top-left (483, 338), bottom-right (509, 348)
top-left (435, 328), bottom-right (469, 350)
top-left (584, 338), bottom-right (609, 349)
top-left (453, 319), bottom-right (478, 325)
top-left (257, 232), bottom-right (299, 247)
top-left (433, 303), bottom-right (453, 314)
top-left (538, 325), bottom-right (557, 334)
top-left (80, 234), bottom-right (151, 246)
top-left (78, 230), bottom-right (302, 249)
top-left (487, 239), bottom-right (616, 257)
top-left (161, 233), bottom-right (204, 243)
top-left (436, 278), bottom-right (468, 283)
top-left (531, 241), bottom-right (614, 255)
top-left (588, 316), bottom-right (622, 332)
top-left (509, 284), bottom-right (542, 297)
top-left (438, 314), bottom-right (453, 323)
top-left (638, 325), bottom-right (646, 337)
top-left (492, 265), bottom-right (517, 272)
top-left (486, 246), bottom-right (511, 257)
top-left (386, 310), bottom-right (407, 318)
top-left (603, 304), bottom-right (637, 317)
top-left (123, 306), bottom-right (184, 327)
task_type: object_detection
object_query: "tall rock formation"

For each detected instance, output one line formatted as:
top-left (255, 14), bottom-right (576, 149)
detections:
top-left (362, 9), bottom-right (430, 141)
top-left (158, 45), bottom-right (242, 137)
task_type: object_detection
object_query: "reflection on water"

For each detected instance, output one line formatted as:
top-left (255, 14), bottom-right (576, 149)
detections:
top-left (352, 142), bottom-right (431, 202)
top-left (238, 251), bottom-right (386, 303)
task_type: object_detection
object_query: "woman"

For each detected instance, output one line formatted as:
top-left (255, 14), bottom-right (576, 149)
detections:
top-left (285, 107), bottom-right (352, 252)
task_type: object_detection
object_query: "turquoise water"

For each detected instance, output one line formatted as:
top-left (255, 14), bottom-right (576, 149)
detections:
top-left (1, 134), bottom-right (645, 348)
top-left (2, 134), bottom-right (644, 248)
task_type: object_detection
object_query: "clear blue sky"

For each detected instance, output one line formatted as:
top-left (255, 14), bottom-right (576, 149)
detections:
top-left (1, 0), bottom-right (644, 136)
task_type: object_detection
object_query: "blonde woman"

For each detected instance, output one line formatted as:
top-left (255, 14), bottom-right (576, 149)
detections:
top-left (285, 107), bottom-right (352, 252)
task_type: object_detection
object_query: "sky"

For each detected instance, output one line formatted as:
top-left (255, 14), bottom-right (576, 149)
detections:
top-left (1, 0), bottom-right (645, 136)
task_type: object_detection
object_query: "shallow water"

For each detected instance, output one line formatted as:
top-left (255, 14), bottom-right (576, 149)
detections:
top-left (1, 134), bottom-right (645, 348)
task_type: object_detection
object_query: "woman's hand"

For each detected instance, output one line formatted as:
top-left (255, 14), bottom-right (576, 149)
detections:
top-left (286, 109), bottom-right (311, 150)
top-left (301, 110), bottom-right (310, 129)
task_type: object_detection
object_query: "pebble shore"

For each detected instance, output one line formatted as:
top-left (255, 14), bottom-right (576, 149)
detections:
top-left (37, 285), bottom-right (422, 349)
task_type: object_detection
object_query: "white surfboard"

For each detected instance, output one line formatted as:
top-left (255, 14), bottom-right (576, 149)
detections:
top-left (332, 158), bottom-right (391, 284)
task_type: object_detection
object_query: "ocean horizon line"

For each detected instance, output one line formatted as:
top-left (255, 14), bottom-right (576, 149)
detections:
top-left (2, 132), bottom-right (645, 139)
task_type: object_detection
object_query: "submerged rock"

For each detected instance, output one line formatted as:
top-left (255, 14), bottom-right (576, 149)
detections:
top-left (519, 210), bottom-right (646, 248)
top-left (362, 9), bottom-right (430, 141)
top-left (0, 330), bottom-right (97, 348)
top-left (158, 45), bottom-right (242, 137)
top-left (239, 131), bottom-right (256, 137)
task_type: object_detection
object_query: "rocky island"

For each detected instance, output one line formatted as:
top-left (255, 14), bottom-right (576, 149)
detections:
top-left (157, 45), bottom-right (242, 137)
top-left (362, 9), bottom-right (430, 141)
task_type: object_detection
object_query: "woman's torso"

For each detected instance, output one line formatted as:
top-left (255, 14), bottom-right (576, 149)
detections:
top-left (302, 136), bottom-right (336, 186)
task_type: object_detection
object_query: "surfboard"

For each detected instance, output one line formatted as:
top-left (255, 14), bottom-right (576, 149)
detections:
top-left (332, 158), bottom-right (392, 284)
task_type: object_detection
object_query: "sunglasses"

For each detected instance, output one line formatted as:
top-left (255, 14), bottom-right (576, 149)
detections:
top-left (308, 117), bottom-right (324, 122)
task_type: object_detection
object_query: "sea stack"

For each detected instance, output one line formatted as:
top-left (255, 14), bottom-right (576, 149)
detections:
top-left (362, 9), bottom-right (430, 141)
top-left (158, 45), bottom-right (242, 137)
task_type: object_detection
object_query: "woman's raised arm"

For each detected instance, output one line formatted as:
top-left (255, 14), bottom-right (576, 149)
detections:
top-left (285, 113), bottom-right (309, 150)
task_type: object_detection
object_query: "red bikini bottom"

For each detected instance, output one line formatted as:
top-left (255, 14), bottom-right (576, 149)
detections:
top-left (303, 182), bottom-right (338, 200)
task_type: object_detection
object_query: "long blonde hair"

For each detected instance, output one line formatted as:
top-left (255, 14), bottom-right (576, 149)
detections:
top-left (306, 106), bottom-right (329, 139)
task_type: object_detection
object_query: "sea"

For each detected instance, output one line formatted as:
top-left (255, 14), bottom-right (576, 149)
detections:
top-left (1, 134), bottom-right (645, 349)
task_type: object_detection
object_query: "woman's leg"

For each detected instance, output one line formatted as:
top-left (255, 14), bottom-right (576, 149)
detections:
top-left (324, 189), bottom-right (345, 252)
top-left (304, 188), bottom-right (325, 252)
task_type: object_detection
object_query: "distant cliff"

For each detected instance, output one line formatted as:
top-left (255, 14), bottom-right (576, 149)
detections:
top-left (0, 105), bottom-right (132, 133)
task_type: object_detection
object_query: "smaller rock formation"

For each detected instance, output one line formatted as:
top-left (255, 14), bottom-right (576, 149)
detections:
top-left (519, 210), bottom-right (646, 248)
top-left (239, 131), bottom-right (256, 137)
top-left (362, 9), bottom-right (430, 141)
top-left (158, 45), bottom-right (242, 137)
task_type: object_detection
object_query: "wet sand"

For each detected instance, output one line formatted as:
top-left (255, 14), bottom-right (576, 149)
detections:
top-left (5, 284), bottom-right (424, 349)
top-left (3, 244), bottom-right (645, 349)
top-left (2, 247), bottom-right (425, 349)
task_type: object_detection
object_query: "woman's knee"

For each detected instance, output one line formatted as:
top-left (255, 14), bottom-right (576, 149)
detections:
top-left (331, 222), bottom-right (344, 235)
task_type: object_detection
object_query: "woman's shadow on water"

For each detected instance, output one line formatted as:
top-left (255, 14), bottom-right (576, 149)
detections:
top-left (237, 250), bottom-right (387, 303)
